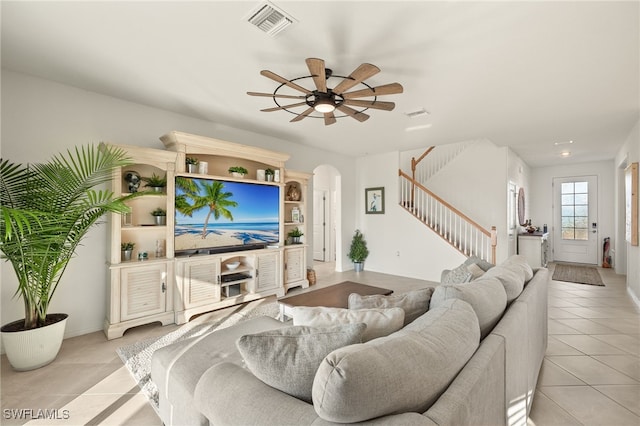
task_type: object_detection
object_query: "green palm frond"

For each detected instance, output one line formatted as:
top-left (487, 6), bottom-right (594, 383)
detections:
top-left (0, 144), bottom-right (132, 329)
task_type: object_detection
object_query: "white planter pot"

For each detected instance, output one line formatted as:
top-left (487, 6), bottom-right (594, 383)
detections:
top-left (1, 314), bottom-right (68, 371)
top-left (354, 262), bottom-right (364, 272)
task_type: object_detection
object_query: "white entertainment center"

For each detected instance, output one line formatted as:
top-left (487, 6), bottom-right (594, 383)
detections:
top-left (104, 131), bottom-right (310, 339)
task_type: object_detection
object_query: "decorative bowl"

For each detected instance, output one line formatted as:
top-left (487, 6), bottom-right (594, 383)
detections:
top-left (226, 261), bottom-right (241, 270)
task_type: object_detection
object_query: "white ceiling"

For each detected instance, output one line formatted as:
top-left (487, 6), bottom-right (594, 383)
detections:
top-left (2, 1), bottom-right (638, 167)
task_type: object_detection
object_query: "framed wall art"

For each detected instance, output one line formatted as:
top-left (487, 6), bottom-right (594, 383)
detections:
top-left (365, 187), bottom-right (385, 214)
top-left (625, 162), bottom-right (638, 246)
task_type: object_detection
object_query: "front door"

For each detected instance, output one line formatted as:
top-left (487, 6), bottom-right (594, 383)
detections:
top-left (553, 176), bottom-right (598, 264)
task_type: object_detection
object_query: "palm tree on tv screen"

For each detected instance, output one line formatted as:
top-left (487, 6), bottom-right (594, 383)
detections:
top-left (178, 179), bottom-right (238, 238)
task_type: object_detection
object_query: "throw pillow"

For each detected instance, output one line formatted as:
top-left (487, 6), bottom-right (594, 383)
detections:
top-left (441, 263), bottom-right (472, 284)
top-left (464, 255), bottom-right (495, 272)
top-left (291, 306), bottom-right (405, 342)
top-left (348, 288), bottom-right (434, 325)
top-left (236, 323), bottom-right (366, 403)
top-left (466, 263), bottom-right (486, 280)
top-left (430, 276), bottom-right (507, 338)
top-left (312, 299), bottom-right (480, 423)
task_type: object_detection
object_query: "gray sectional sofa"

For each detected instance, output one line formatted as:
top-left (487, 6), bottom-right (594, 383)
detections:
top-left (151, 255), bottom-right (548, 425)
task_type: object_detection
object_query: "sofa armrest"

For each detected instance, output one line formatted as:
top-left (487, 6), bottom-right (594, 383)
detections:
top-left (195, 362), bottom-right (321, 425)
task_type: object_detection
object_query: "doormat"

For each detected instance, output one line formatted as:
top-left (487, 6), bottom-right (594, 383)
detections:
top-left (552, 263), bottom-right (604, 286)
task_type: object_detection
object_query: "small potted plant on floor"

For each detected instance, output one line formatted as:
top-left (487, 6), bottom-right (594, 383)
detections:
top-left (348, 229), bottom-right (369, 272)
top-left (142, 173), bottom-right (167, 193)
top-left (186, 157), bottom-right (199, 173)
top-left (288, 227), bottom-right (304, 244)
top-left (121, 242), bottom-right (135, 261)
top-left (151, 208), bottom-right (167, 225)
top-left (265, 168), bottom-right (275, 182)
top-left (0, 144), bottom-right (132, 370)
top-left (228, 166), bottom-right (248, 178)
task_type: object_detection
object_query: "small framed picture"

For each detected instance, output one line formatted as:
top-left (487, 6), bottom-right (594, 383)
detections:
top-left (365, 187), bottom-right (385, 214)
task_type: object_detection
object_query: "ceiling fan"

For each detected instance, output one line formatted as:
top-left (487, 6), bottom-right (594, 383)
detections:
top-left (247, 58), bottom-right (403, 125)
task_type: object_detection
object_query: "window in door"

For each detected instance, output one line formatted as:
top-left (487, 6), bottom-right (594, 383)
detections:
top-left (561, 181), bottom-right (589, 241)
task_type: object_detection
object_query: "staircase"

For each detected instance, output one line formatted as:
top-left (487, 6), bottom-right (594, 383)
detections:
top-left (399, 146), bottom-right (497, 264)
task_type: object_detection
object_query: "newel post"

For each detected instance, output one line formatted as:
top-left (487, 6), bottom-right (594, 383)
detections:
top-left (410, 157), bottom-right (417, 207)
top-left (490, 226), bottom-right (497, 264)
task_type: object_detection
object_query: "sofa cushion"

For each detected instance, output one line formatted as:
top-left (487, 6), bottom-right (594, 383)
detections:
top-left (431, 277), bottom-right (507, 338)
top-left (237, 323), bottom-right (366, 403)
top-left (348, 288), bottom-right (434, 325)
top-left (483, 265), bottom-right (525, 303)
top-left (503, 254), bottom-right (535, 282)
top-left (312, 299), bottom-right (480, 423)
top-left (291, 307), bottom-right (404, 342)
top-left (441, 263), bottom-right (473, 284)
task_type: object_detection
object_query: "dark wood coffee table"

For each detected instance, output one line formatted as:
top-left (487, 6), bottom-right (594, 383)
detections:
top-left (277, 281), bottom-right (393, 320)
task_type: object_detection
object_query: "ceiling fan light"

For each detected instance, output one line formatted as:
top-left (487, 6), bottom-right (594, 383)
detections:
top-left (314, 99), bottom-right (335, 113)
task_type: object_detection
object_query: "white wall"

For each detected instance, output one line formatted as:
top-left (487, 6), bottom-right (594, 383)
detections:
top-left (0, 70), bottom-right (357, 339)
top-left (422, 140), bottom-right (510, 262)
top-left (615, 119), bottom-right (640, 303)
top-left (355, 152), bottom-right (464, 282)
top-left (530, 160), bottom-right (615, 266)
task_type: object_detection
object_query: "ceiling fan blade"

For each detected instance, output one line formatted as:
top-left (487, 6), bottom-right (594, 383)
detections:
top-left (306, 58), bottom-right (327, 93)
top-left (343, 99), bottom-right (396, 111)
top-left (336, 105), bottom-right (370, 122)
top-left (342, 83), bottom-right (404, 99)
top-left (261, 101), bottom-right (308, 112)
top-left (260, 70), bottom-right (312, 94)
top-left (290, 107), bottom-right (315, 122)
top-left (247, 91), bottom-right (305, 100)
top-left (332, 63), bottom-right (380, 95)
top-left (324, 112), bottom-right (337, 126)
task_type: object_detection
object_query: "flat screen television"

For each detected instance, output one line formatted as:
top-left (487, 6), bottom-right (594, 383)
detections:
top-left (174, 176), bottom-right (280, 255)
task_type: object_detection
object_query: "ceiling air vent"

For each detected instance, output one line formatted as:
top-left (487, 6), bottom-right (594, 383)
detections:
top-left (246, 2), bottom-right (295, 37)
top-left (404, 108), bottom-right (430, 119)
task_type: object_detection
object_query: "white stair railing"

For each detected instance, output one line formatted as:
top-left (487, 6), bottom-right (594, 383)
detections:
top-left (399, 170), bottom-right (497, 264)
top-left (411, 142), bottom-right (470, 184)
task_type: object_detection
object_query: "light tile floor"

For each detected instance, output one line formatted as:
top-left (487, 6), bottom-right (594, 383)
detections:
top-left (528, 263), bottom-right (640, 426)
top-left (1, 261), bottom-right (638, 425)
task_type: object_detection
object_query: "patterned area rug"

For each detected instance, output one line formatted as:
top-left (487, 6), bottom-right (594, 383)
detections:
top-left (116, 301), bottom-right (280, 413)
top-left (552, 263), bottom-right (604, 286)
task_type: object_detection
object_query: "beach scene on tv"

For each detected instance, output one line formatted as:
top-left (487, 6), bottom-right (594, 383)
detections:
top-left (175, 177), bottom-right (280, 252)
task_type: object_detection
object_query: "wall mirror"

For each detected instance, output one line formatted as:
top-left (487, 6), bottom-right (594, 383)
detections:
top-left (518, 188), bottom-right (526, 226)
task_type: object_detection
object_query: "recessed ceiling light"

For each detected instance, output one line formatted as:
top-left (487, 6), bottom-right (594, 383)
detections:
top-left (554, 140), bottom-right (574, 146)
top-left (560, 151), bottom-right (572, 157)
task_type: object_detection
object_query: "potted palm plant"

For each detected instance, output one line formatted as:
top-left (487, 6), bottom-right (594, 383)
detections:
top-left (0, 144), bottom-right (132, 370)
top-left (348, 229), bottom-right (369, 272)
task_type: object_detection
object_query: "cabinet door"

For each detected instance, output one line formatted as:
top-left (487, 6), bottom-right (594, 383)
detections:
top-left (284, 247), bottom-right (305, 284)
top-left (256, 251), bottom-right (281, 292)
top-left (183, 258), bottom-right (221, 308)
top-left (121, 263), bottom-right (167, 321)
